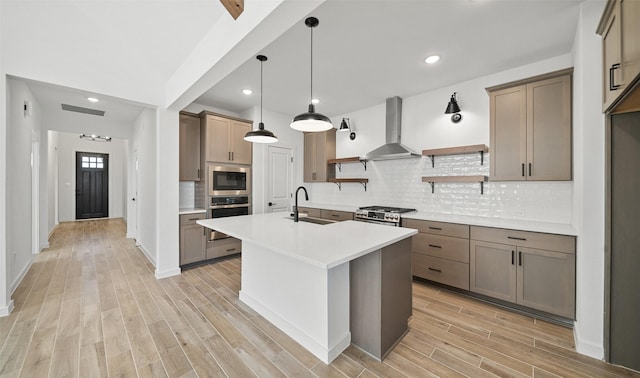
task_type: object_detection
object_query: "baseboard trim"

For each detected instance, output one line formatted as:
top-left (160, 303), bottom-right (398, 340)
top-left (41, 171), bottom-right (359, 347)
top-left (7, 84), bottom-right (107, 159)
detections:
top-left (48, 223), bottom-right (58, 239)
top-left (126, 233), bottom-right (136, 239)
top-left (155, 268), bottom-right (181, 280)
top-left (39, 242), bottom-right (50, 250)
top-left (136, 243), bottom-right (156, 267)
top-left (0, 300), bottom-right (15, 317)
top-left (574, 321), bottom-right (605, 360)
top-left (11, 255), bottom-right (35, 294)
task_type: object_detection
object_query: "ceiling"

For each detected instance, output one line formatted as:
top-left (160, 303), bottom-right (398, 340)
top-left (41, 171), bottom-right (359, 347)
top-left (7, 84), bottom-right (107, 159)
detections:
top-left (13, 0), bottom-right (584, 126)
top-left (195, 0), bottom-right (583, 117)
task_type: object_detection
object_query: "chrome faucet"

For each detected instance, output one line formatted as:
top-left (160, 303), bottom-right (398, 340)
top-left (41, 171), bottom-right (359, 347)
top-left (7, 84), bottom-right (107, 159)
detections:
top-left (294, 186), bottom-right (309, 222)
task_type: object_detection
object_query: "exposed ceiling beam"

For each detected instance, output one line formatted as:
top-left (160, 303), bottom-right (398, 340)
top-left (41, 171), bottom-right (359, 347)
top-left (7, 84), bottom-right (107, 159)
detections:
top-left (220, 0), bottom-right (244, 20)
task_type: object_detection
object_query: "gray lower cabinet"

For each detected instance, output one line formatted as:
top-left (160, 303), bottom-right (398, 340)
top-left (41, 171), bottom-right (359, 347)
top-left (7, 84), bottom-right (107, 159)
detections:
top-left (207, 237), bottom-right (241, 259)
top-left (404, 219), bottom-right (470, 290)
top-left (180, 213), bottom-right (206, 265)
top-left (470, 226), bottom-right (576, 319)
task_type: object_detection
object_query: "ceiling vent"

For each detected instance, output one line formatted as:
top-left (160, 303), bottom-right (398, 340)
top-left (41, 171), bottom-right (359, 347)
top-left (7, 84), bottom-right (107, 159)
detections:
top-left (61, 104), bottom-right (105, 116)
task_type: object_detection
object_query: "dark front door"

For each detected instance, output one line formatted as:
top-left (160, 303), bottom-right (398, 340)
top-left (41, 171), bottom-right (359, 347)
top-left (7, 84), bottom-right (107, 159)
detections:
top-left (76, 152), bottom-right (109, 219)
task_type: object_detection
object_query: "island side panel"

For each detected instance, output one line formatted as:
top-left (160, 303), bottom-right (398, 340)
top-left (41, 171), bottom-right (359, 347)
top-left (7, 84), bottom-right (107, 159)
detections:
top-left (381, 237), bottom-right (412, 358)
top-left (238, 241), bottom-right (350, 364)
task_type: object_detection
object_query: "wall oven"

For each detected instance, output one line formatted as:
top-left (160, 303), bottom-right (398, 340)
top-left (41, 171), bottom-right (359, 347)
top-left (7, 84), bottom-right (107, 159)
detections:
top-left (208, 196), bottom-right (250, 240)
top-left (209, 165), bottom-right (251, 196)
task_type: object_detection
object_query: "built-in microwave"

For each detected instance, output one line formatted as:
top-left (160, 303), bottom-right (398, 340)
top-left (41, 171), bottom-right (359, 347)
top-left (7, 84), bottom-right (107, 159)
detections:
top-left (208, 165), bottom-right (251, 196)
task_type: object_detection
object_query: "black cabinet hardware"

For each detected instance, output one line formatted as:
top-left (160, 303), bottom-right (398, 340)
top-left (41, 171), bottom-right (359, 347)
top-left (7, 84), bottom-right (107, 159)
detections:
top-left (428, 226), bottom-right (442, 231)
top-left (529, 163), bottom-right (532, 176)
top-left (522, 163), bottom-right (525, 177)
top-left (512, 250), bottom-right (515, 265)
top-left (610, 63), bottom-right (621, 90)
top-left (519, 251), bottom-right (522, 266)
top-left (508, 236), bottom-right (527, 241)
top-left (226, 248), bottom-right (236, 252)
top-left (428, 244), bottom-right (442, 249)
top-left (428, 267), bottom-right (442, 273)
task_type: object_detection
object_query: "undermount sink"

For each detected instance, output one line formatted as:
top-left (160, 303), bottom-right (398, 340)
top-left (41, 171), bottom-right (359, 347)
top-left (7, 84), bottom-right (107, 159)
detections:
top-left (286, 215), bottom-right (336, 225)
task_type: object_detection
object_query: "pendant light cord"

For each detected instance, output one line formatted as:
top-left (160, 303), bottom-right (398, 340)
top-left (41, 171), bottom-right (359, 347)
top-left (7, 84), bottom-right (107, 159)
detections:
top-left (260, 58), bottom-right (263, 125)
top-left (310, 25), bottom-right (313, 103)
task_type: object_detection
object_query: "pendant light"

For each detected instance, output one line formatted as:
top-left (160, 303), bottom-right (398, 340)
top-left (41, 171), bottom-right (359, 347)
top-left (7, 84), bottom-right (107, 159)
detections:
top-left (290, 17), bottom-right (333, 132)
top-left (445, 92), bottom-right (462, 123)
top-left (244, 55), bottom-right (278, 143)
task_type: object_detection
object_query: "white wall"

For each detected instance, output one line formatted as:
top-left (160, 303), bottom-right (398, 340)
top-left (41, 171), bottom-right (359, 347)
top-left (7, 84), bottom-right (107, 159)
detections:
top-left (572, 0), bottom-right (607, 359)
top-left (6, 78), bottom-right (42, 294)
top-left (130, 109), bottom-right (157, 263)
top-left (309, 54), bottom-right (574, 224)
top-left (0, 0), bottom-right (10, 314)
top-left (55, 131), bottom-right (127, 222)
top-left (242, 106), bottom-right (303, 214)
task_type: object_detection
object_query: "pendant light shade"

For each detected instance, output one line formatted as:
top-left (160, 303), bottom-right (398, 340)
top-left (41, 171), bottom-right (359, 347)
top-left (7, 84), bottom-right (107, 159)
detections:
top-left (290, 17), bottom-right (333, 132)
top-left (245, 55), bottom-right (278, 143)
top-left (445, 92), bottom-right (462, 123)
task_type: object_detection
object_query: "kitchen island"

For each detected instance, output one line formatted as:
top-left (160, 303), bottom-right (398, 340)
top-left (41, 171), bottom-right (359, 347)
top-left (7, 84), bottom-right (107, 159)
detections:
top-left (198, 213), bottom-right (417, 363)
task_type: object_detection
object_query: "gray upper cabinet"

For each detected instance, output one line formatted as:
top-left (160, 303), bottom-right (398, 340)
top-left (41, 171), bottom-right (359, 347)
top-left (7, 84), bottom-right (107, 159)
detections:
top-left (201, 113), bottom-right (253, 165)
top-left (488, 70), bottom-right (572, 181)
top-left (304, 129), bottom-right (336, 182)
top-left (597, 0), bottom-right (640, 112)
top-left (179, 112), bottom-right (201, 181)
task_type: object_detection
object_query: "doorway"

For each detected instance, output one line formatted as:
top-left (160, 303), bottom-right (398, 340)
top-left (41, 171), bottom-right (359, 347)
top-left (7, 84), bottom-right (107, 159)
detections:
top-left (266, 145), bottom-right (293, 213)
top-left (76, 152), bottom-right (109, 219)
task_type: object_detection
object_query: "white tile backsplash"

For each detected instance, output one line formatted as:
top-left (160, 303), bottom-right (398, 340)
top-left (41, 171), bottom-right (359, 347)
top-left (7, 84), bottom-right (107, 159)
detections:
top-left (179, 181), bottom-right (195, 209)
top-left (308, 154), bottom-right (572, 223)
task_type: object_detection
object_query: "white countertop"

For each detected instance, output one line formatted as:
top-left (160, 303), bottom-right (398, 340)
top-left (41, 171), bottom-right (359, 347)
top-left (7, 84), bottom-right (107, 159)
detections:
top-left (403, 212), bottom-right (577, 236)
top-left (197, 213), bottom-right (417, 269)
top-left (179, 208), bottom-right (207, 215)
top-left (293, 202), bottom-right (576, 236)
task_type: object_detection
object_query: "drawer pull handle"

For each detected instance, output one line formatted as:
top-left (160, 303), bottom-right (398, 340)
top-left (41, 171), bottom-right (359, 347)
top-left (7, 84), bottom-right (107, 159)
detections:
top-left (610, 63), bottom-right (621, 90)
top-left (331, 214), bottom-right (340, 217)
top-left (226, 248), bottom-right (236, 252)
top-left (428, 227), bottom-right (442, 231)
top-left (428, 244), bottom-right (442, 249)
top-left (428, 267), bottom-right (442, 273)
top-left (188, 217), bottom-right (200, 221)
top-left (507, 236), bottom-right (526, 241)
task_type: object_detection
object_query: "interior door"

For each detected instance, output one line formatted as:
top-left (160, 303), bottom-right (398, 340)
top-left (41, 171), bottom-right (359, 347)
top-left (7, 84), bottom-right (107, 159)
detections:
top-left (266, 145), bottom-right (293, 213)
top-left (76, 152), bottom-right (109, 219)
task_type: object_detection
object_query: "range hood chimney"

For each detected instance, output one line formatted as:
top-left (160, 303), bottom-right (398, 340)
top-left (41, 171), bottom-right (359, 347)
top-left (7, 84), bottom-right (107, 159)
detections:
top-left (363, 96), bottom-right (420, 161)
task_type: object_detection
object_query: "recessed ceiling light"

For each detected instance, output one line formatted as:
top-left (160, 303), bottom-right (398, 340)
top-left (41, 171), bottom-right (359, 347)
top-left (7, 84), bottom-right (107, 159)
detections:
top-left (242, 89), bottom-right (253, 95)
top-left (425, 55), bottom-right (440, 64)
top-left (311, 98), bottom-right (320, 104)
top-left (87, 97), bottom-right (99, 103)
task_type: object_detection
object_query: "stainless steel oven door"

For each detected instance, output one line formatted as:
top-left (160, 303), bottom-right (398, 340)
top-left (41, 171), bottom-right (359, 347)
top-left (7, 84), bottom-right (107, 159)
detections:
top-left (209, 165), bottom-right (251, 196)
top-left (355, 218), bottom-right (399, 227)
top-left (208, 204), bottom-right (250, 241)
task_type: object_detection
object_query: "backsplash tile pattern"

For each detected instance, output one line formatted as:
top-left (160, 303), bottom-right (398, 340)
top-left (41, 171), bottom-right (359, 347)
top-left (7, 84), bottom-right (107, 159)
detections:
top-left (179, 181), bottom-right (195, 209)
top-left (309, 154), bottom-right (572, 224)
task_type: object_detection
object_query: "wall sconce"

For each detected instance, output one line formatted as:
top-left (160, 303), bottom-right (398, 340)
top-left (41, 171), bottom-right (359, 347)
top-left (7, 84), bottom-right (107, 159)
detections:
top-left (445, 92), bottom-right (462, 123)
top-left (339, 118), bottom-right (356, 140)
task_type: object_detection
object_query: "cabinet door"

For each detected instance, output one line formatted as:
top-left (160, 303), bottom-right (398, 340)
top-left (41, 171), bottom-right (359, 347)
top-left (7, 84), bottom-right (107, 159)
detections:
top-left (602, 1), bottom-right (622, 110)
top-left (621, 0), bottom-right (640, 87)
top-left (180, 225), bottom-right (206, 265)
top-left (470, 240), bottom-right (516, 302)
top-left (526, 74), bottom-right (572, 181)
top-left (489, 85), bottom-right (527, 181)
top-left (517, 247), bottom-right (575, 318)
top-left (303, 133), bottom-right (317, 182)
top-left (205, 115), bottom-right (231, 163)
top-left (179, 114), bottom-right (201, 181)
top-left (230, 120), bottom-right (252, 164)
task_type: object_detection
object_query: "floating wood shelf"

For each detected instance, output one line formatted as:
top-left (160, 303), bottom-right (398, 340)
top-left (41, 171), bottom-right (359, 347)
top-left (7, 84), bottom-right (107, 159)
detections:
top-left (328, 178), bottom-right (369, 191)
top-left (421, 175), bottom-right (489, 194)
top-left (422, 144), bottom-right (489, 167)
top-left (327, 156), bottom-right (367, 171)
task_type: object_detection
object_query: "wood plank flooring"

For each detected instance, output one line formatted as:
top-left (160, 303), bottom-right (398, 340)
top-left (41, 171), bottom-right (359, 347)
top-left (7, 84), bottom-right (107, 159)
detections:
top-left (0, 219), bottom-right (638, 377)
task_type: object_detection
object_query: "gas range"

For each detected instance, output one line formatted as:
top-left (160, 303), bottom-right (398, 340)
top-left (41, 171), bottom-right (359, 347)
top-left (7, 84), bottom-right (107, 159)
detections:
top-left (355, 206), bottom-right (417, 226)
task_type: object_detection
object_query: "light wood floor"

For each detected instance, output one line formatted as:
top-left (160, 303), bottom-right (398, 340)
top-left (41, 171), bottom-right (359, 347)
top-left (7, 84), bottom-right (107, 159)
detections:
top-left (0, 219), bottom-right (638, 378)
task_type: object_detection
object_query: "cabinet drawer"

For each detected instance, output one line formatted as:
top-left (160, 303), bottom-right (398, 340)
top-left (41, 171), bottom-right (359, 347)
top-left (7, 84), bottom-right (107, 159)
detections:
top-left (180, 213), bottom-right (206, 225)
top-left (470, 226), bottom-right (575, 254)
top-left (207, 237), bottom-right (241, 259)
top-left (297, 207), bottom-right (321, 218)
top-left (413, 234), bottom-right (469, 263)
top-left (403, 219), bottom-right (469, 238)
top-left (320, 209), bottom-right (353, 221)
top-left (412, 254), bottom-right (469, 290)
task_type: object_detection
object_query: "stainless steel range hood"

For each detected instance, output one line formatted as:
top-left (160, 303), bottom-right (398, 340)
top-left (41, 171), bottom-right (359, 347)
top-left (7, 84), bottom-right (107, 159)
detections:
top-left (363, 96), bottom-right (420, 161)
